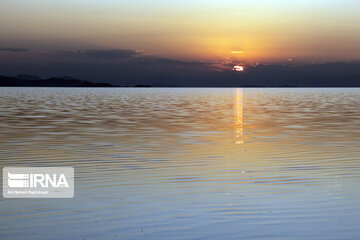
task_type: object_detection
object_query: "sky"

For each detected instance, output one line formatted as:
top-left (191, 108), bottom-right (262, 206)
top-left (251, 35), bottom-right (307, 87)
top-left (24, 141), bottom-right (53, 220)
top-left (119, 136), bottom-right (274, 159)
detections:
top-left (0, 0), bottom-right (360, 83)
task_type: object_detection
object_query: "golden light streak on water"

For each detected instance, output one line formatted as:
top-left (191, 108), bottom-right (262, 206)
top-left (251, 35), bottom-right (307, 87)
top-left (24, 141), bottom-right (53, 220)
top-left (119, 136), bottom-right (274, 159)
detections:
top-left (234, 88), bottom-right (244, 144)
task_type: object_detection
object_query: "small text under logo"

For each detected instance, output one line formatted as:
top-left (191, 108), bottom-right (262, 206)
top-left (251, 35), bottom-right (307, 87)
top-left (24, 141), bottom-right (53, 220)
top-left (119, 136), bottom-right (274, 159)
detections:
top-left (3, 167), bottom-right (74, 198)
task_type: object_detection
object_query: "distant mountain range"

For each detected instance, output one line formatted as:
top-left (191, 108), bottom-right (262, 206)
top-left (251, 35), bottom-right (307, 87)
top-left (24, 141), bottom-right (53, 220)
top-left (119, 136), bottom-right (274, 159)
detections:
top-left (0, 75), bottom-right (115, 87)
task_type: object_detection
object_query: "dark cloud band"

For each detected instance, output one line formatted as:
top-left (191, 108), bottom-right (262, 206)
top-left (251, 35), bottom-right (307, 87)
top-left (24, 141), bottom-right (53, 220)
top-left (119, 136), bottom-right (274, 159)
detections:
top-left (74, 49), bottom-right (139, 59)
top-left (0, 48), bottom-right (28, 52)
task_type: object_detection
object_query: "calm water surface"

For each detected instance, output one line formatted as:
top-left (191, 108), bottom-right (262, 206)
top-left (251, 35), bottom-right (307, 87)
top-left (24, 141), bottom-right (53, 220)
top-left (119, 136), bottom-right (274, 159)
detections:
top-left (1, 88), bottom-right (360, 240)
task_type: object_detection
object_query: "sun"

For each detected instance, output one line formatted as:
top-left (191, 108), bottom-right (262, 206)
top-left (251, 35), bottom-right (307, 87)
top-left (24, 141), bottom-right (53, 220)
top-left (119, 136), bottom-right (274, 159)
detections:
top-left (233, 65), bottom-right (244, 72)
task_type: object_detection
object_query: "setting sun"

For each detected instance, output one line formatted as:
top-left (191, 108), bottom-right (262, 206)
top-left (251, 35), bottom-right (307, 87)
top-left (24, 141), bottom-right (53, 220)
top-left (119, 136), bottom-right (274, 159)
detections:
top-left (233, 65), bottom-right (244, 72)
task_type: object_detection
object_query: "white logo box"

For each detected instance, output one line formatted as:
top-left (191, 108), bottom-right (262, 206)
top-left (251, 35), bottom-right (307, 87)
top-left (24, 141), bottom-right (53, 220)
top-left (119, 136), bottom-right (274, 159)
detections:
top-left (3, 167), bottom-right (74, 198)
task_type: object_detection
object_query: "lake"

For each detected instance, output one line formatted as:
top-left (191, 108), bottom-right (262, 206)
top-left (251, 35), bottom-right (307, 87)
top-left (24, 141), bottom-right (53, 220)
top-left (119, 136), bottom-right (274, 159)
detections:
top-left (1, 87), bottom-right (360, 240)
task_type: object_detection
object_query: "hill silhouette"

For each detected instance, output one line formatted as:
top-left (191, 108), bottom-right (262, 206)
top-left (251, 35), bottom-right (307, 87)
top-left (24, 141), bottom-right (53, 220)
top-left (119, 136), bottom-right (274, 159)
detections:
top-left (0, 75), bottom-right (114, 87)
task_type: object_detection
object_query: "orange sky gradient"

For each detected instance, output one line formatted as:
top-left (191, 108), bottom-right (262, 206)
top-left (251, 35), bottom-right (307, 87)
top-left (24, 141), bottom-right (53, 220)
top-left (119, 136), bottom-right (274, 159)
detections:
top-left (1, 0), bottom-right (360, 64)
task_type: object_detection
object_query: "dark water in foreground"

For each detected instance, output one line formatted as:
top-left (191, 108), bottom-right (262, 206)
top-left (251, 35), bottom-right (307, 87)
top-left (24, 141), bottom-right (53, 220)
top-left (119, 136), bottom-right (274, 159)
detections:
top-left (1, 87), bottom-right (360, 240)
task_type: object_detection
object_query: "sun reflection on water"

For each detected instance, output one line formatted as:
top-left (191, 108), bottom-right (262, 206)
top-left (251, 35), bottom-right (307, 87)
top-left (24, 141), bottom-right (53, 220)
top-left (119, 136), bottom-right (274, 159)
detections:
top-left (234, 88), bottom-right (244, 144)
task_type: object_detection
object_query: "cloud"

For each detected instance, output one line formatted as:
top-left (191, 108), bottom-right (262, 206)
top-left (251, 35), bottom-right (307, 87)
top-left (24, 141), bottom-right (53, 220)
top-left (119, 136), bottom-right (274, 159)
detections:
top-left (68, 49), bottom-right (209, 67)
top-left (156, 58), bottom-right (196, 66)
top-left (155, 57), bottom-right (210, 68)
top-left (231, 50), bottom-right (244, 54)
top-left (74, 49), bottom-right (140, 59)
top-left (0, 48), bottom-right (28, 52)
